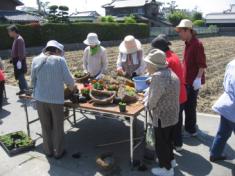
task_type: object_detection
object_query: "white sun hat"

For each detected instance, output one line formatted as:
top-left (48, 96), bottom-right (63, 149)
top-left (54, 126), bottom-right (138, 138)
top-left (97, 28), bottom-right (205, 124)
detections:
top-left (176, 19), bottom-right (193, 32)
top-left (83, 33), bottom-right (101, 46)
top-left (119, 35), bottom-right (142, 54)
top-left (43, 40), bottom-right (64, 53)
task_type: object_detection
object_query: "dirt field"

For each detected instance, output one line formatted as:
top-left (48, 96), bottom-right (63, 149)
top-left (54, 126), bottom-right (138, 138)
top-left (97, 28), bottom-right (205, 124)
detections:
top-left (2, 36), bottom-right (235, 114)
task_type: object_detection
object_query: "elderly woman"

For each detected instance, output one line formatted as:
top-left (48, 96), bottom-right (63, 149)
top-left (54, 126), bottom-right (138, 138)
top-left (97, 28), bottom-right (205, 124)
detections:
top-left (31, 40), bottom-right (74, 159)
top-left (117, 35), bottom-right (145, 78)
top-left (145, 49), bottom-right (180, 176)
top-left (83, 33), bottom-right (108, 79)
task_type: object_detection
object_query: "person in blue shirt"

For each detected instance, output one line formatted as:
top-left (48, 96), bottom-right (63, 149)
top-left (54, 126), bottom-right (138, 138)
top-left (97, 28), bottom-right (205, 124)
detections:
top-left (210, 59), bottom-right (235, 162)
top-left (31, 40), bottom-right (75, 159)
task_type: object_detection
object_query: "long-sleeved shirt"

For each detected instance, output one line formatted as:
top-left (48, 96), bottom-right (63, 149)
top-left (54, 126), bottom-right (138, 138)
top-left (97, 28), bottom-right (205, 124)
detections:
top-left (11, 35), bottom-right (26, 61)
top-left (148, 68), bottom-right (180, 128)
top-left (212, 59), bottom-right (235, 123)
top-left (117, 50), bottom-right (146, 77)
top-left (31, 53), bottom-right (74, 104)
top-left (83, 46), bottom-right (108, 77)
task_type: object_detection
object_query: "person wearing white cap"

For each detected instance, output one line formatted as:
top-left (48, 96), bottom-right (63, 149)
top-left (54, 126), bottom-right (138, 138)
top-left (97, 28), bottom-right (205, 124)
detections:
top-left (117, 35), bottom-right (145, 78)
top-left (176, 19), bottom-right (207, 137)
top-left (31, 40), bottom-right (75, 159)
top-left (145, 49), bottom-right (179, 176)
top-left (82, 33), bottom-right (108, 79)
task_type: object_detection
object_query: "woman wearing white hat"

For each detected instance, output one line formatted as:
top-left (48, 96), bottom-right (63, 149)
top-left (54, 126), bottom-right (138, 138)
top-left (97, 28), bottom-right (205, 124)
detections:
top-left (31, 40), bottom-right (75, 159)
top-left (83, 33), bottom-right (108, 79)
top-left (145, 49), bottom-right (180, 176)
top-left (117, 35), bottom-right (145, 78)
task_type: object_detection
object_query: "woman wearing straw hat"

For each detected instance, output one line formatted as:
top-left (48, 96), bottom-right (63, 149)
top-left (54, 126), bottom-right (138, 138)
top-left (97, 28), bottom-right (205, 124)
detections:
top-left (83, 33), bottom-right (108, 80)
top-left (117, 35), bottom-right (145, 78)
top-left (145, 49), bottom-right (179, 176)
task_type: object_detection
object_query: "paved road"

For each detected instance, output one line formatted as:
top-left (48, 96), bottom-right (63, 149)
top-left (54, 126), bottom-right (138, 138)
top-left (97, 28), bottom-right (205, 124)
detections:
top-left (0, 86), bottom-right (234, 176)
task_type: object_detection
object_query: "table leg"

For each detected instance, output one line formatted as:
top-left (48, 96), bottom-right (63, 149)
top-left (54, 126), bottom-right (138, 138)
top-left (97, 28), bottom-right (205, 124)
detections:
top-left (24, 100), bottom-right (30, 137)
top-left (73, 108), bottom-right (76, 124)
top-left (130, 117), bottom-right (134, 166)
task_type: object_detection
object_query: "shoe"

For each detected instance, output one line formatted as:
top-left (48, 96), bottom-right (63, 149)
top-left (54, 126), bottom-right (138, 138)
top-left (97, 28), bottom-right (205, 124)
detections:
top-left (151, 167), bottom-right (174, 176)
top-left (16, 91), bottom-right (25, 95)
top-left (54, 150), bottom-right (66, 159)
top-left (210, 155), bottom-right (227, 162)
top-left (174, 146), bottom-right (183, 152)
top-left (171, 159), bottom-right (177, 168)
top-left (183, 131), bottom-right (197, 138)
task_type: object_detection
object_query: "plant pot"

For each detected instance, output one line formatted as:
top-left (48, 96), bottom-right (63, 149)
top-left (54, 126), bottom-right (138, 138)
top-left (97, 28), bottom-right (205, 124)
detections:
top-left (119, 103), bottom-right (126, 112)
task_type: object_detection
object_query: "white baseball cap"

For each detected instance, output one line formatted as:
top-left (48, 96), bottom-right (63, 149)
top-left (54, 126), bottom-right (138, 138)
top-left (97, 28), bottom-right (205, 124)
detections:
top-left (176, 19), bottom-right (193, 32)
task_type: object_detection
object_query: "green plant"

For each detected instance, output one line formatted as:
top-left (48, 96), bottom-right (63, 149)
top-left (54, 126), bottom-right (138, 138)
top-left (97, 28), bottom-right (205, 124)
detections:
top-left (0, 23), bottom-right (149, 50)
top-left (124, 15), bottom-right (137, 24)
top-left (193, 20), bottom-right (205, 27)
top-left (93, 82), bottom-right (104, 90)
top-left (119, 102), bottom-right (127, 112)
top-left (167, 10), bottom-right (191, 26)
top-left (81, 88), bottom-right (90, 95)
top-left (100, 16), bottom-right (116, 23)
top-left (192, 12), bottom-right (203, 21)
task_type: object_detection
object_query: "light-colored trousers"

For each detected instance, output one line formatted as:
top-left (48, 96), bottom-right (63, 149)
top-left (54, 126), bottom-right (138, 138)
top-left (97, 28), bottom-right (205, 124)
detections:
top-left (36, 101), bottom-right (64, 156)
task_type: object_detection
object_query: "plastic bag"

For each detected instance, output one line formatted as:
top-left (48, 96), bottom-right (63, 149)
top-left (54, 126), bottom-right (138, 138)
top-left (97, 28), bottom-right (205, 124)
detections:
top-left (145, 124), bottom-right (155, 151)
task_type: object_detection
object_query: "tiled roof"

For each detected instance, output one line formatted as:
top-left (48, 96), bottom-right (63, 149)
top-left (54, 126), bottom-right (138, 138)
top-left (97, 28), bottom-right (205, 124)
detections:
top-left (0, 10), bottom-right (42, 22)
top-left (13, 0), bottom-right (24, 6)
top-left (71, 11), bottom-right (100, 17)
top-left (103, 0), bottom-right (161, 8)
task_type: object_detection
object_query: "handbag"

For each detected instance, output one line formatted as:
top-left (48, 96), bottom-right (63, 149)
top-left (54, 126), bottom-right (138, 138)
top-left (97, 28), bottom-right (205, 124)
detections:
top-left (145, 108), bottom-right (156, 151)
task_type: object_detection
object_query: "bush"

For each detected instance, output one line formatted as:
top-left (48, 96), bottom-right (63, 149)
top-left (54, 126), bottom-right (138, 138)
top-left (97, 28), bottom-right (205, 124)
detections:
top-left (0, 23), bottom-right (150, 50)
top-left (167, 10), bottom-right (191, 26)
top-left (193, 20), bottom-right (205, 27)
top-left (124, 15), bottom-right (137, 24)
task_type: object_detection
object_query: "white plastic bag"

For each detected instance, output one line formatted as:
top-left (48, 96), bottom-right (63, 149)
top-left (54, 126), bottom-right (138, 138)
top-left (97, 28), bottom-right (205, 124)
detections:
top-left (145, 124), bottom-right (155, 151)
top-left (16, 60), bottom-right (22, 70)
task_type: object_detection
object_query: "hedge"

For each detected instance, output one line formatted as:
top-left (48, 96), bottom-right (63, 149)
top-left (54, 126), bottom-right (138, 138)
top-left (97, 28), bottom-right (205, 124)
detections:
top-left (0, 23), bottom-right (150, 50)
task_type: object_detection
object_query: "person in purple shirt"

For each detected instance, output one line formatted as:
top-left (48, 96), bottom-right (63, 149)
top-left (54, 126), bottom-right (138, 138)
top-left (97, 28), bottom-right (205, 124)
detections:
top-left (210, 58), bottom-right (235, 162)
top-left (7, 25), bottom-right (28, 95)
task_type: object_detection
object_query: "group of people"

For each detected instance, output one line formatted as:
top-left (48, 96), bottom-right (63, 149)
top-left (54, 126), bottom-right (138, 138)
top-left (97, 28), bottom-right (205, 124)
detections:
top-left (0, 19), bottom-right (234, 176)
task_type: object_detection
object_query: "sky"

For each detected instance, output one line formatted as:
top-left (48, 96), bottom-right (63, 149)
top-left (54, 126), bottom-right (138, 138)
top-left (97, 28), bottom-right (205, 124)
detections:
top-left (20, 0), bottom-right (235, 16)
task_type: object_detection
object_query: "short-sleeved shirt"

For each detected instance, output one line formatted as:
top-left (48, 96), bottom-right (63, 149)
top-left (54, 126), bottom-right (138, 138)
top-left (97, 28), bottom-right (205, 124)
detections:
top-left (183, 37), bottom-right (207, 86)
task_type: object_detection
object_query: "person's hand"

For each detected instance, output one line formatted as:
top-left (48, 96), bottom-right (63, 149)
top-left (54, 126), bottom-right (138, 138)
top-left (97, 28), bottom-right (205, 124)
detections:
top-left (117, 68), bottom-right (125, 76)
top-left (193, 77), bottom-right (202, 90)
top-left (17, 60), bottom-right (22, 70)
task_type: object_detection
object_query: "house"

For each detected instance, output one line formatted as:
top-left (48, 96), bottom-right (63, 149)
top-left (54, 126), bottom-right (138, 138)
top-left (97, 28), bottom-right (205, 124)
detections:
top-left (0, 0), bottom-right (42, 24)
top-left (205, 4), bottom-right (235, 27)
top-left (69, 11), bottom-right (101, 22)
top-left (102, 0), bottom-right (172, 27)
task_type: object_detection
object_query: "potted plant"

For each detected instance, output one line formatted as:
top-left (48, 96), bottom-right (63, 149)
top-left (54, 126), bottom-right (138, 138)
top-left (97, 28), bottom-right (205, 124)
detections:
top-left (81, 88), bottom-right (91, 100)
top-left (119, 102), bottom-right (127, 112)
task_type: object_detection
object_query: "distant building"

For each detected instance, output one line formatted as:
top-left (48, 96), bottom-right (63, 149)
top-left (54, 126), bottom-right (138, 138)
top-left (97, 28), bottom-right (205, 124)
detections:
top-left (0, 0), bottom-right (42, 24)
top-left (69, 11), bottom-right (101, 22)
top-left (102, 0), bottom-right (172, 27)
top-left (205, 4), bottom-right (235, 27)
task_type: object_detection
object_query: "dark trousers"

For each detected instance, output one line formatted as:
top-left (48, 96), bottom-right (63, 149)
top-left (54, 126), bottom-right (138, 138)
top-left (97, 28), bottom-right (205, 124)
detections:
top-left (184, 85), bottom-right (199, 134)
top-left (154, 120), bottom-right (175, 170)
top-left (0, 81), bottom-right (5, 109)
top-left (174, 104), bottom-right (184, 147)
top-left (18, 73), bottom-right (28, 91)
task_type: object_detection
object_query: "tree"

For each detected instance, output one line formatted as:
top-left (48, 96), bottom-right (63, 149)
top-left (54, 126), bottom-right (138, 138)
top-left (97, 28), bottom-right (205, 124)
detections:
top-left (100, 16), bottom-right (116, 23)
top-left (192, 12), bottom-right (203, 22)
top-left (167, 10), bottom-right (191, 26)
top-left (58, 6), bottom-right (69, 23)
top-left (48, 5), bottom-right (59, 23)
top-left (193, 20), bottom-right (205, 27)
top-left (166, 1), bottom-right (178, 13)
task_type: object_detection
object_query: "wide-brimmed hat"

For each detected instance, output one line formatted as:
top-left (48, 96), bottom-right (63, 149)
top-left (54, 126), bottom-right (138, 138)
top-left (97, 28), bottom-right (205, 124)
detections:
top-left (83, 33), bottom-right (101, 46)
top-left (43, 40), bottom-right (64, 53)
top-left (119, 35), bottom-right (142, 54)
top-left (151, 34), bottom-right (171, 50)
top-left (144, 49), bottom-right (168, 69)
top-left (176, 19), bottom-right (193, 32)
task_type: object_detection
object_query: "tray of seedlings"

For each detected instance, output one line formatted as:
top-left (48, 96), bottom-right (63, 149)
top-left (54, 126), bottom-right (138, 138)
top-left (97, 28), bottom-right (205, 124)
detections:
top-left (0, 131), bottom-right (35, 157)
